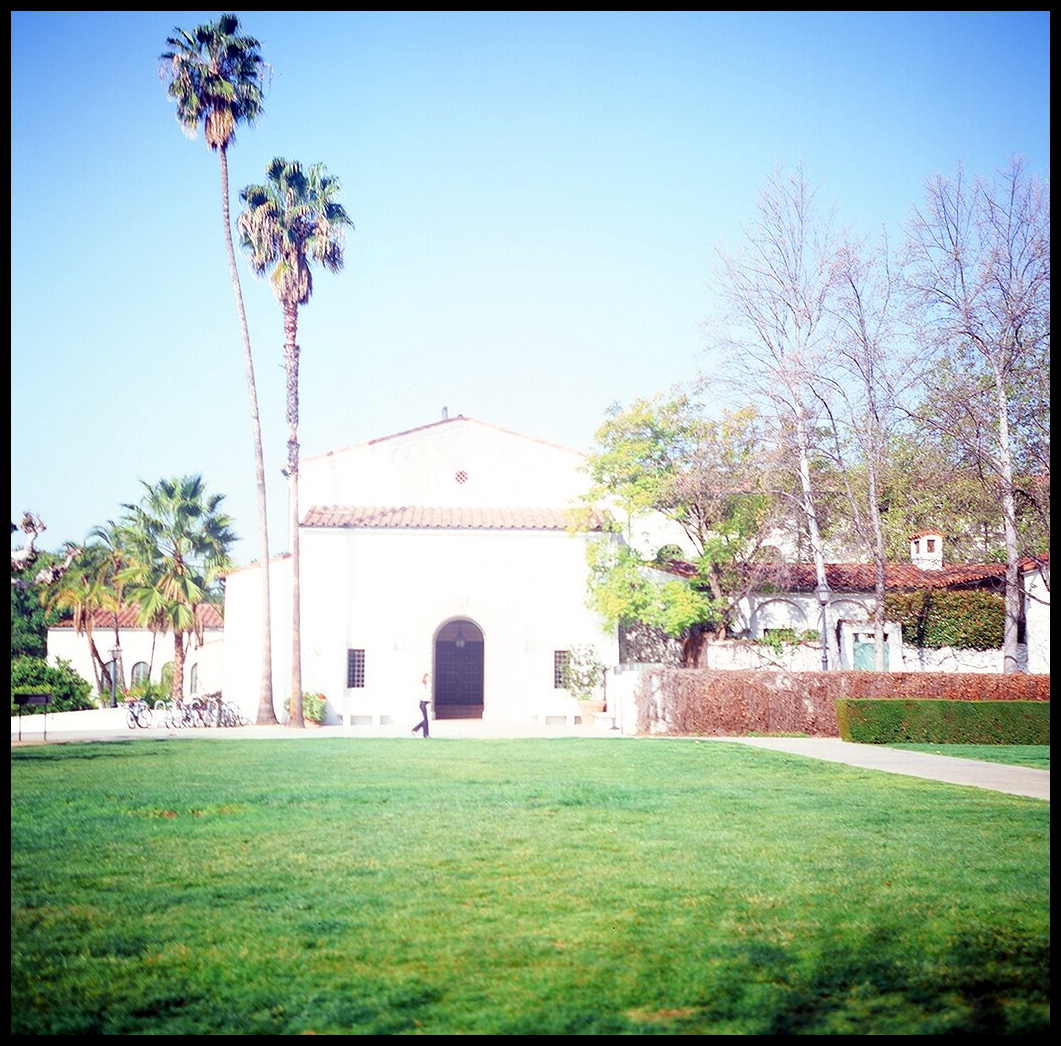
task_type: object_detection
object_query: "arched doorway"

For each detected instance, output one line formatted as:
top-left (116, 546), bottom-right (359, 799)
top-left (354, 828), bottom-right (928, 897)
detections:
top-left (433, 618), bottom-right (484, 719)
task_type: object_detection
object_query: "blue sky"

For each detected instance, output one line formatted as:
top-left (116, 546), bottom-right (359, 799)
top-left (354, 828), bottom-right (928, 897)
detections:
top-left (10, 11), bottom-right (1050, 565)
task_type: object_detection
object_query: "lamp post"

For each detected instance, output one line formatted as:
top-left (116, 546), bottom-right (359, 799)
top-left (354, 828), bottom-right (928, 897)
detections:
top-left (110, 642), bottom-right (121, 707)
top-left (815, 584), bottom-right (830, 672)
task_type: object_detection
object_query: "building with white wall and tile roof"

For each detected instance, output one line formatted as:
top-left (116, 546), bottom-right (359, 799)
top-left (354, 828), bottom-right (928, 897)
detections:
top-left (47, 603), bottom-right (224, 703)
top-left (44, 415), bottom-right (1047, 728)
top-left (221, 416), bottom-right (620, 727)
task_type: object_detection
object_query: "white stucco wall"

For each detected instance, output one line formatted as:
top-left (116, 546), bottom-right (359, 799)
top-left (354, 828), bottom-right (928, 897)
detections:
top-left (1023, 563), bottom-right (1050, 674)
top-left (221, 554), bottom-right (293, 720)
top-left (223, 527), bottom-right (618, 726)
top-left (300, 418), bottom-right (590, 511)
top-left (47, 625), bottom-right (223, 702)
top-left (219, 417), bottom-right (622, 726)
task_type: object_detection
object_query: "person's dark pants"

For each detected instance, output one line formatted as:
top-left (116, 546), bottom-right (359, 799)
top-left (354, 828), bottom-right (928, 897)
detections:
top-left (413, 700), bottom-right (429, 737)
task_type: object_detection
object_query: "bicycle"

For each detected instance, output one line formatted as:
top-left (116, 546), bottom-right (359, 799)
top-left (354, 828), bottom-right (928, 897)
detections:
top-left (219, 699), bottom-right (251, 727)
top-left (124, 697), bottom-right (152, 729)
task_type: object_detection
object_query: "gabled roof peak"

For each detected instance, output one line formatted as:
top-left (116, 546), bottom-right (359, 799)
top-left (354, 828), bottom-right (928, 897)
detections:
top-left (300, 415), bottom-right (586, 465)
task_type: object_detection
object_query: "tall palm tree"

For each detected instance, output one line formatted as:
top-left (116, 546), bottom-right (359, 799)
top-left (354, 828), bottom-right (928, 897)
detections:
top-left (238, 158), bottom-right (353, 727)
top-left (159, 13), bottom-right (278, 725)
top-left (120, 476), bottom-right (236, 704)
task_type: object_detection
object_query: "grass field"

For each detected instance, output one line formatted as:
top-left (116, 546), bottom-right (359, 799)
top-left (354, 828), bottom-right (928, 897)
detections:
top-left (10, 737), bottom-right (1050, 1034)
top-left (884, 744), bottom-right (1050, 770)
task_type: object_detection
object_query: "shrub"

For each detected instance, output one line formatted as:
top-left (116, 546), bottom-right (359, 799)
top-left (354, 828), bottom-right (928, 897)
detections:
top-left (284, 691), bottom-right (328, 723)
top-left (10, 657), bottom-right (93, 715)
top-left (883, 590), bottom-right (1004, 650)
top-left (126, 679), bottom-right (172, 705)
top-left (754, 628), bottom-right (822, 654)
top-left (835, 698), bottom-right (1050, 744)
top-left (561, 644), bottom-right (607, 701)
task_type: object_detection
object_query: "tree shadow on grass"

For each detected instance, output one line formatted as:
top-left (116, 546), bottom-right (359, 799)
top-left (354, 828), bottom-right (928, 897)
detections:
top-left (12, 740), bottom-right (174, 762)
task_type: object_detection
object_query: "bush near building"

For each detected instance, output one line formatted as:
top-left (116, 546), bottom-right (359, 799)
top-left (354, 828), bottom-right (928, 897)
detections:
top-left (10, 657), bottom-right (94, 715)
top-left (883, 590), bottom-right (1004, 650)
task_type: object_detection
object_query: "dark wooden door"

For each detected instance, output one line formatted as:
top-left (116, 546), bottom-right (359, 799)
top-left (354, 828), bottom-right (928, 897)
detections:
top-left (434, 640), bottom-right (484, 718)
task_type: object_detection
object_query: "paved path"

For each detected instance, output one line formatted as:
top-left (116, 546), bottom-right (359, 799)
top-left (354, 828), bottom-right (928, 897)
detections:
top-left (11, 710), bottom-right (1048, 801)
top-left (710, 736), bottom-right (1050, 802)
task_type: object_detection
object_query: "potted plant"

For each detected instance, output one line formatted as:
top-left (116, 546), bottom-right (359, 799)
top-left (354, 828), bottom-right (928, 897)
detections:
top-left (563, 644), bottom-right (606, 722)
top-left (284, 691), bottom-right (328, 726)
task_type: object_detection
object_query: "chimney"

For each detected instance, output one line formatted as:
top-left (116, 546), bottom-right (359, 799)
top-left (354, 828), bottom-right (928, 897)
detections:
top-left (910, 530), bottom-right (944, 571)
top-left (442, 406), bottom-right (448, 420)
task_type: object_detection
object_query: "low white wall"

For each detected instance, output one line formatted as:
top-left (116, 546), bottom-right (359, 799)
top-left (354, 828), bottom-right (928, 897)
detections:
top-left (694, 638), bottom-right (1028, 674)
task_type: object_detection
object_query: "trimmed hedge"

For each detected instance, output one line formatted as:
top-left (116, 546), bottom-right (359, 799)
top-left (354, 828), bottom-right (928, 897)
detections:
top-left (836, 698), bottom-right (1050, 745)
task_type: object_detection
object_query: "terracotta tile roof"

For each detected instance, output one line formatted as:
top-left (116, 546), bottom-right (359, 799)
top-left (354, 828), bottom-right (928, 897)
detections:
top-left (658, 559), bottom-right (1006, 592)
top-left (50, 603), bottom-right (223, 629)
top-left (301, 505), bottom-right (609, 531)
top-left (1020, 551), bottom-right (1050, 571)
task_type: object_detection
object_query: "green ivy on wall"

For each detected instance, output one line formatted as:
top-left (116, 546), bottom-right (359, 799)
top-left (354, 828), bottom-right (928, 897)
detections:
top-left (883, 589), bottom-right (1005, 650)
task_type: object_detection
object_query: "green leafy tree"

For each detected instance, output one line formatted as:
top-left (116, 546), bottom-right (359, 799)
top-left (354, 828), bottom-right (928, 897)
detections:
top-left (11, 657), bottom-right (93, 715)
top-left (119, 476), bottom-right (235, 703)
top-left (160, 12), bottom-right (277, 724)
top-left (10, 556), bottom-right (62, 658)
top-left (581, 392), bottom-right (781, 658)
top-left (39, 543), bottom-right (117, 697)
top-left (239, 158), bottom-right (353, 727)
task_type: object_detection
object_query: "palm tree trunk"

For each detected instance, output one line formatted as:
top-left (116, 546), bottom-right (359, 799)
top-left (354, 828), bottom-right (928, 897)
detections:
top-left (219, 145), bottom-right (278, 724)
top-left (88, 637), bottom-right (106, 701)
top-left (284, 301), bottom-right (304, 728)
top-left (172, 631), bottom-right (185, 704)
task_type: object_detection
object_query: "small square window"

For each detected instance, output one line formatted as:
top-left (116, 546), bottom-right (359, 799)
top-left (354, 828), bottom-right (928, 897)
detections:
top-left (926, 539), bottom-right (935, 552)
top-left (347, 649), bottom-right (365, 688)
top-left (554, 650), bottom-right (570, 688)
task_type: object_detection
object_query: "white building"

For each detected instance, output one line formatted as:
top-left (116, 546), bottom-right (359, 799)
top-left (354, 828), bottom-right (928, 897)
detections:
top-left (45, 417), bottom-right (1045, 721)
top-left (47, 604), bottom-right (224, 701)
top-left (1022, 554), bottom-right (1050, 674)
top-left (222, 416), bottom-right (619, 726)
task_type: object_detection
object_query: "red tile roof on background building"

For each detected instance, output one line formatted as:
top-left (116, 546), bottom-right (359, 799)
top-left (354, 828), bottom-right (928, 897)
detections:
top-left (50, 604), bottom-right (224, 629)
top-left (658, 558), bottom-right (1006, 592)
top-left (301, 505), bottom-right (609, 531)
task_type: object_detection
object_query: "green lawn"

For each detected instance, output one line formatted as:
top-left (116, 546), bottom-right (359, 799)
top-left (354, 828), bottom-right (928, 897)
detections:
top-left (11, 738), bottom-right (1050, 1035)
top-left (884, 744), bottom-right (1050, 770)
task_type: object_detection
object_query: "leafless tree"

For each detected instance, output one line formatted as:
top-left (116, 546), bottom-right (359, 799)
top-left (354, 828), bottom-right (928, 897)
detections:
top-left (815, 234), bottom-right (922, 670)
top-left (905, 157), bottom-right (1050, 672)
top-left (710, 165), bottom-right (840, 664)
top-left (10, 513), bottom-right (46, 576)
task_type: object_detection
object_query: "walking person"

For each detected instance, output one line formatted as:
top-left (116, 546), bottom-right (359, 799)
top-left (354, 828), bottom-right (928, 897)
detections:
top-left (412, 672), bottom-right (430, 737)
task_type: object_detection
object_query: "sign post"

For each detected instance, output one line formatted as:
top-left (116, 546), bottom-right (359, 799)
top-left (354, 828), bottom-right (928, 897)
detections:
top-left (14, 692), bottom-right (52, 742)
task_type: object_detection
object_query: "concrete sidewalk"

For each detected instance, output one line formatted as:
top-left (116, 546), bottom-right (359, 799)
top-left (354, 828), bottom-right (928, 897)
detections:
top-left (11, 709), bottom-right (1049, 801)
top-left (710, 736), bottom-right (1050, 802)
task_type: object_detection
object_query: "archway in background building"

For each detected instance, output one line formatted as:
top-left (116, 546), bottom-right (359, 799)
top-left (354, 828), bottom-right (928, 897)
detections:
top-left (433, 618), bottom-right (484, 719)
